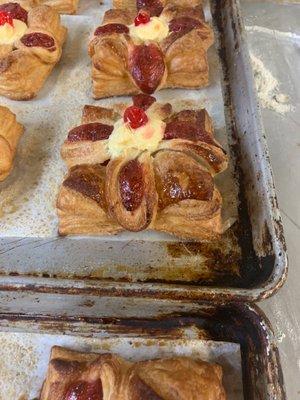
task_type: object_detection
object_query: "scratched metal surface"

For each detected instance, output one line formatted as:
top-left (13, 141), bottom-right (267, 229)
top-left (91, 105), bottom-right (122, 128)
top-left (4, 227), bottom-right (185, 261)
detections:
top-left (240, 0), bottom-right (300, 399)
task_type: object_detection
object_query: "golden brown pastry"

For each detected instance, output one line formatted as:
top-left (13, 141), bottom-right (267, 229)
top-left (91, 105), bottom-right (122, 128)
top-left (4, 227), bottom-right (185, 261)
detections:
top-left (0, 105), bottom-right (23, 181)
top-left (113, 0), bottom-right (202, 15)
top-left (57, 95), bottom-right (228, 240)
top-left (0, 0), bottom-right (79, 14)
top-left (0, 2), bottom-right (67, 100)
top-left (88, 4), bottom-right (213, 99)
top-left (40, 346), bottom-right (226, 400)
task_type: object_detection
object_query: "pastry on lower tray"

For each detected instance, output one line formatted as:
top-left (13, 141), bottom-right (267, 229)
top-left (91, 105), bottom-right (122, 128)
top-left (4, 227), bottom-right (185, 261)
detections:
top-left (0, 1), bottom-right (67, 100)
top-left (0, 105), bottom-right (23, 181)
top-left (57, 95), bottom-right (228, 240)
top-left (88, 4), bottom-right (213, 99)
top-left (40, 346), bottom-right (226, 400)
top-left (113, 0), bottom-right (202, 15)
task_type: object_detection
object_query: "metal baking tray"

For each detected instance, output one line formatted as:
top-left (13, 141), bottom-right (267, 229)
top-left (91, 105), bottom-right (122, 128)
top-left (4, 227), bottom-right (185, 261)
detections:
top-left (0, 0), bottom-right (287, 303)
top-left (0, 302), bottom-right (286, 400)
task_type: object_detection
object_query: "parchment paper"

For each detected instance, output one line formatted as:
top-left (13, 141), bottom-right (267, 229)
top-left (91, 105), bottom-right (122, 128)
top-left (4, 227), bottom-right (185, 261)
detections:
top-left (0, 0), bottom-right (238, 239)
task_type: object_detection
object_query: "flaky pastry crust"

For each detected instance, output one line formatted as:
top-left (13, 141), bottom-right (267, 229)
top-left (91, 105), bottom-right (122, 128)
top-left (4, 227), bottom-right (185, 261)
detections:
top-left (0, 0), bottom-right (79, 14)
top-left (0, 3), bottom-right (67, 100)
top-left (57, 96), bottom-right (228, 240)
top-left (40, 346), bottom-right (226, 400)
top-left (88, 4), bottom-right (214, 99)
top-left (113, 0), bottom-right (202, 15)
top-left (0, 105), bottom-right (23, 181)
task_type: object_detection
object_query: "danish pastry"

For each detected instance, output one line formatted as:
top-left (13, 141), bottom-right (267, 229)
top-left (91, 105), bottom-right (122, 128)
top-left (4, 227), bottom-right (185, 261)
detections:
top-left (57, 95), bottom-right (228, 240)
top-left (88, 4), bottom-right (213, 99)
top-left (113, 0), bottom-right (201, 15)
top-left (40, 346), bottom-right (226, 400)
top-left (0, 0), bottom-right (79, 14)
top-left (0, 2), bottom-right (67, 100)
top-left (0, 105), bottom-right (23, 181)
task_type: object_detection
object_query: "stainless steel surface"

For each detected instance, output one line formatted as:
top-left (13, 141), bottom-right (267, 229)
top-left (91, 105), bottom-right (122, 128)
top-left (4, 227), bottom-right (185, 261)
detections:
top-left (240, 0), bottom-right (300, 398)
top-left (0, 303), bottom-right (286, 400)
top-left (0, 0), bottom-right (287, 302)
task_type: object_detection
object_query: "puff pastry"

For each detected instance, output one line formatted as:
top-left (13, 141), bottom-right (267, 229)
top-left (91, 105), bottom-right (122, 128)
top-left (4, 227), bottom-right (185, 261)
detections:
top-left (0, 2), bottom-right (67, 100)
top-left (0, 105), bottom-right (23, 181)
top-left (88, 4), bottom-right (213, 99)
top-left (40, 346), bottom-right (226, 400)
top-left (0, 0), bottom-right (79, 14)
top-left (113, 0), bottom-right (202, 15)
top-left (57, 95), bottom-right (228, 240)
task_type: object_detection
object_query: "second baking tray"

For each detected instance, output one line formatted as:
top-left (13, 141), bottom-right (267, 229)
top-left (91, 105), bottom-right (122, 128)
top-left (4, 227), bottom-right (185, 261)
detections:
top-left (0, 302), bottom-right (286, 400)
top-left (0, 0), bottom-right (287, 302)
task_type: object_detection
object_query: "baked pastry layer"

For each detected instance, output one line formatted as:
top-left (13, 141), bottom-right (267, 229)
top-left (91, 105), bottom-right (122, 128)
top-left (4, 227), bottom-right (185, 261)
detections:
top-left (0, 0), bottom-right (79, 14)
top-left (57, 96), bottom-right (228, 240)
top-left (0, 105), bottom-right (23, 181)
top-left (40, 346), bottom-right (226, 400)
top-left (88, 4), bottom-right (213, 99)
top-left (113, 0), bottom-right (202, 15)
top-left (0, 1), bottom-right (67, 99)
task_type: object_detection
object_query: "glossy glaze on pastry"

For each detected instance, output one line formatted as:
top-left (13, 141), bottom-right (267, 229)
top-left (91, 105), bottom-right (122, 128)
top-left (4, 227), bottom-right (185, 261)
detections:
top-left (88, 4), bottom-right (213, 99)
top-left (0, 1), bottom-right (66, 99)
top-left (57, 95), bottom-right (228, 240)
top-left (40, 346), bottom-right (227, 400)
top-left (0, 105), bottom-right (23, 181)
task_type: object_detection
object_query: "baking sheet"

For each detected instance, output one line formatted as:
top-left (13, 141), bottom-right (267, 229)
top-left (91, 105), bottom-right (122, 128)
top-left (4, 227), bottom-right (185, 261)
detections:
top-left (0, 0), bottom-right (238, 239)
top-left (0, 329), bottom-right (243, 400)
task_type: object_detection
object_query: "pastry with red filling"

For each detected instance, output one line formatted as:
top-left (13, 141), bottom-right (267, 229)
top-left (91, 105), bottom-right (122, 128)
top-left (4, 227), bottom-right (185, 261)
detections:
top-left (40, 346), bottom-right (226, 400)
top-left (0, 105), bottom-right (23, 181)
top-left (113, 0), bottom-right (201, 16)
top-left (57, 95), bottom-right (228, 240)
top-left (0, 1), bottom-right (66, 99)
top-left (88, 4), bottom-right (213, 99)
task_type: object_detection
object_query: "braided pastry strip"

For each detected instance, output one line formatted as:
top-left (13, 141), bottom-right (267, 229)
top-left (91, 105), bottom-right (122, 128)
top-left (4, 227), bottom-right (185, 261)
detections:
top-left (88, 4), bottom-right (213, 99)
top-left (0, 105), bottom-right (23, 181)
top-left (0, 3), bottom-right (66, 99)
top-left (40, 346), bottom-right (226, 400)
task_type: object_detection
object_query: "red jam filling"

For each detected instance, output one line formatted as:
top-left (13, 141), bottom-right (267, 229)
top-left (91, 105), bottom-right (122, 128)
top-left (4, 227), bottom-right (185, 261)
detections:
top-left (0, 10), bottom-right (13, 26)
top-left (134, 10), bottom-right (151, 26)
top-left (119, 160), bottom-right (144, 211)
top-left (20, 32), bottom-right (55, 51)
top-left (94, 23), bottom-right (129, 36)
top-left (0, 3), bottom-right (27, 24)
top-left (124, 106), bottom-right (148, 129)
top-left (65, 380), bottom-right (103, 400)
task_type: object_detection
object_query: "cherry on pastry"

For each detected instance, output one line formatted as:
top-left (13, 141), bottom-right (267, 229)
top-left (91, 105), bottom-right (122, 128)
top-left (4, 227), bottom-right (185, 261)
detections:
top-left (0, 10), bottom-right (13, 26)
top-left (123, 106), bottom-right (148, 129)
top-left (134, 10), bottom-right (151, 26)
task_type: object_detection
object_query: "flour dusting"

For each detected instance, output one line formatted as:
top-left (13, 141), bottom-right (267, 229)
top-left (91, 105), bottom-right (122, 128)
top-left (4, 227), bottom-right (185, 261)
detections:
top-left (250, 53), bottom-right (293, 115)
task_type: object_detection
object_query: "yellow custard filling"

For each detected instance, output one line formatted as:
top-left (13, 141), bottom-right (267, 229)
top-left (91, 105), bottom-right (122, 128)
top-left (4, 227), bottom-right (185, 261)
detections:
top-left (108, 113), bottom-right (165, 158)
top-left (129, 16), bottom-right (169, 43)
top-left (0, 19), bottom-right (27, 45)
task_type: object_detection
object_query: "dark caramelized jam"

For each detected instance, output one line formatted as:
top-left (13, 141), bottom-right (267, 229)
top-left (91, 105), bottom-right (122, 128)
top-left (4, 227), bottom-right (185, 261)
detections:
top-left (94, 23), bottom-right (129, 36)
top-left (0, 3), bottom-right (28, 23)
top-left (65, 380), bottom-right (103, 400)
top-left (119, 159), bottom-right (144, 212)
top-left (68, 123), bottom-right (113, 142)
top-left (21, 32), bottom-right (55, 51)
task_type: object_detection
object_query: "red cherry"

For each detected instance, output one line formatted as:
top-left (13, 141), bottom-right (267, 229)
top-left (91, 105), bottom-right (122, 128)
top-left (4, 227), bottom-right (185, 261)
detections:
top-left (0, 11), bottom-right (13, 26)
top-left (134, 10), bottom-right (151, 26)
top-left (124, 106), bottom-right (149, 129)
